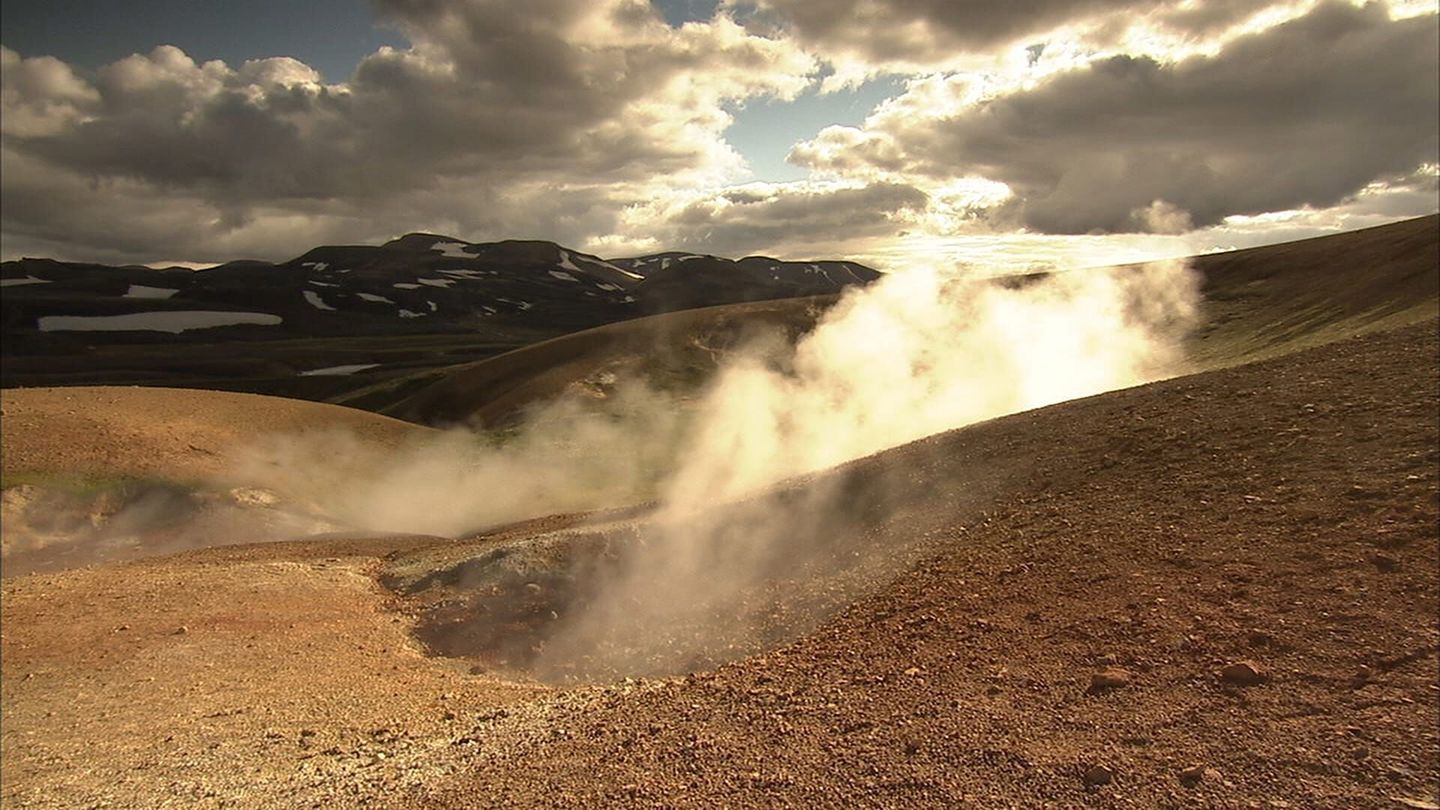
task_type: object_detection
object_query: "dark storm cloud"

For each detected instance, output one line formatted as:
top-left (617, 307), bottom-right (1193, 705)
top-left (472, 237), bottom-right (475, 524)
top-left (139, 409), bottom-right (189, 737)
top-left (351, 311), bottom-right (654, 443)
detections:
top-left (654, 181), bottom-right (928, 256)
top-left (793, 1), bottom-right (1439, 234)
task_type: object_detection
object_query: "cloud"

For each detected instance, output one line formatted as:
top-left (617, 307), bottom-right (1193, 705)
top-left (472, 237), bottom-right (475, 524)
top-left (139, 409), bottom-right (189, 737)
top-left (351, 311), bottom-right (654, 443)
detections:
top-left (0, 2), bottom-right (817, 263)
top-left (728, 0), bottom-right (1282, 71)
top-left (621, 179), bottom-right (928, 257)
top-left (790, 1), bottom-right (1439, 234)
top-left (1, 1), bottom-right (1435, 266)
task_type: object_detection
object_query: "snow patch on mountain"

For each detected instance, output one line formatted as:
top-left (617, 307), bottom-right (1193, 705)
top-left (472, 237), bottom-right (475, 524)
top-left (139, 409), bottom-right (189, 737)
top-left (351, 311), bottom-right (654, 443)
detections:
top-left (431, 241), bottom-right (473, 259)
top-left (303, 291), bottom-right (336, 311)
top-left (39, 311), bottom-right (281, 333)
top-left (124, 285), bottom-right (179, 299)
top-left (1, 276), bottom-right (51, 287)
top-left (299, 363), bottom-right (380, 376)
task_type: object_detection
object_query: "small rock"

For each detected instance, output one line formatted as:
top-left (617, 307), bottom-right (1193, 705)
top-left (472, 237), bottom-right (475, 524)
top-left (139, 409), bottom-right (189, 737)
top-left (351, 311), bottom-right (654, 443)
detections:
top-left (1373, 554), bottom-right (1400, 573)
top-left (1083, 765), bottom-right (1115, 786)
top-left (1220, 660), bottom-right (1266, 686)
top-left (1180, 765), bottom-right (1221, 786)
top-left (904, 667), bottom-right (922, 677)
top-left (1090, 668), bottom-right (1132, 692)
top-left (174, 626), bottom-right (189, 635)
top-left (1246, 630), bottom-right (1274, 647)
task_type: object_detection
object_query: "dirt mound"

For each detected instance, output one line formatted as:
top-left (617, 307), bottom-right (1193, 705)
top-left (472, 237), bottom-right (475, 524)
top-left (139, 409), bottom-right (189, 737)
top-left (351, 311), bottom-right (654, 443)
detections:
top-left (1, 386), bottom-right (433, 575)
top-left (1, 385), bottom-right (431, 483)
top-left (3, 320), bottom-right (1434, 807)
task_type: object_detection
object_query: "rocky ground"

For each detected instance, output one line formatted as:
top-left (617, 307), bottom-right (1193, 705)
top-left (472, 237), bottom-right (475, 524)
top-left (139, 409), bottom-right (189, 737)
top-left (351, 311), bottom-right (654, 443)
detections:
top-left (2, 319), bottom-right (1435, 808)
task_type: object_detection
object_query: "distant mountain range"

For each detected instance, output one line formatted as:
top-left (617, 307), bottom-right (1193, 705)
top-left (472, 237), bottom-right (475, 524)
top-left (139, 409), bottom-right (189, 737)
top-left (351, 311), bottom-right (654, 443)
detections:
top-left (1, 234), bottom-right (880, 344)
top-left (0, 233), bottom-right (880, 404)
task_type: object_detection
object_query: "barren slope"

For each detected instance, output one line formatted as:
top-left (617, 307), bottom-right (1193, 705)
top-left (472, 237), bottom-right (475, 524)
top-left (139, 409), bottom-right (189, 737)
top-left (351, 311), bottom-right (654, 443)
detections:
top-left (1, 386), bottom-right (430, 484)
top-left (3, 320), bottom-right (1435, 808)
top-left (383, 215), bottom-right (1439, 429)
top-left (1189, 214), bottom-right (1438, 367)
top-left (376, 296), bottom-right (836, 426)
top-left (0, 387), bottom-right (436, 577)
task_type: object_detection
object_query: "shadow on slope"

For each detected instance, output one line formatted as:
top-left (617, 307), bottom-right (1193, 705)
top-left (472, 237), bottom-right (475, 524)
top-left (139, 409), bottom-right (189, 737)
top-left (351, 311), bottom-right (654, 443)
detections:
top-left (1188, 213), bottom-right (1437, 367)
top-left (374, 296), bottom-right (836, 427)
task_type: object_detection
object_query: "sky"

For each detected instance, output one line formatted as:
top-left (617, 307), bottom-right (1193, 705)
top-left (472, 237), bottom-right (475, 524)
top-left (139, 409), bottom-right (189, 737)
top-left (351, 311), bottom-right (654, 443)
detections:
top-left (0, 0), bottom-right (1436, 272)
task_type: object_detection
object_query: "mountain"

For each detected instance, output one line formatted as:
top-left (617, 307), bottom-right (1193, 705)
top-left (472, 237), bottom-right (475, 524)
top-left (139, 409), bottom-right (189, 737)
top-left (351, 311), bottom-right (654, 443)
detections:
top-left (612, 252), bottom-right (881, 312)
top-left (0, 234), bottom-right (880, 402)
top-left (0, 235), bottom-right (881, 343)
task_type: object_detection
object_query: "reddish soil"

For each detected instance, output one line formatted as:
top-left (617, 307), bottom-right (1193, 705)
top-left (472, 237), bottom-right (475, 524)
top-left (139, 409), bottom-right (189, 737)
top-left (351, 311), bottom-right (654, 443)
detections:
top-left (3, 319), bottom-right (1435, 808)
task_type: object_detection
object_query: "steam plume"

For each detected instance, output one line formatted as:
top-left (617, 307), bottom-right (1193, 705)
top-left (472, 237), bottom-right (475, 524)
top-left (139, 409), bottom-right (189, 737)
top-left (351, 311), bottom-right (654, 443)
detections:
top-left (228, 258), bottom-right (1200, 677)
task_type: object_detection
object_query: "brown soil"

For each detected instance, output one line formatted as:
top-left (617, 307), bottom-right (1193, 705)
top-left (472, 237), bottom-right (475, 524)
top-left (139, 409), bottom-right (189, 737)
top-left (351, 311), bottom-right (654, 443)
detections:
top-left (3, 319), bottom-right (1435, 808)
top-left (1, 385), bottom-right (432, 484)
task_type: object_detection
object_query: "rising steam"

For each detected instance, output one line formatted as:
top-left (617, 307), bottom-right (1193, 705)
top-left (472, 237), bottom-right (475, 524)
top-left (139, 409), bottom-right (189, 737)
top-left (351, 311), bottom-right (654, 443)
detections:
top-left (228, 258), bottom-right (1200, 678)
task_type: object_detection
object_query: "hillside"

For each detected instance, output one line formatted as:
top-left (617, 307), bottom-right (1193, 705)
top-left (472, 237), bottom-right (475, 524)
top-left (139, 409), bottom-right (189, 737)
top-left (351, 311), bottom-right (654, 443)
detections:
top-left (380, 215), bottom-right (1439, 428)
top-left (374, 296), bottom-right (837, 426)
top-left (1188, 214), bottom-right (1438, 367)
top-left (1, 318), bottom-right (1434, 807)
